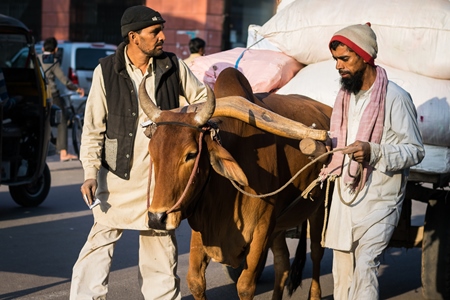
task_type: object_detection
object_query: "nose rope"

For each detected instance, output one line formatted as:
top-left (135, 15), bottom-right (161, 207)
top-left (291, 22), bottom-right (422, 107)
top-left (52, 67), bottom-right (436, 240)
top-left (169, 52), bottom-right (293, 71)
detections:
top-left (166, 130), bottom-right (205, 214)
top-left (147, 158), bottom-right (152, 208)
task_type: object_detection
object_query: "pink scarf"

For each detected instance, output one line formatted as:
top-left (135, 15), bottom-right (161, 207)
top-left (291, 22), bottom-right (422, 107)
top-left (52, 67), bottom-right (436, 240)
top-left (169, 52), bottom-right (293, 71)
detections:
top-left (321, 66), bottom-right (387, 191)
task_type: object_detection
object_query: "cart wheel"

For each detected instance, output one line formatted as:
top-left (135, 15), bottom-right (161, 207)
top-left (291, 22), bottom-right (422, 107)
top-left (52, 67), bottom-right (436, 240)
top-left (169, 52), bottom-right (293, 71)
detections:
top-left (72, 116), bottom-right (83, 157)
top-left (9, 163), bottom-right (51, 207)
top-left (422, 195), bottom-right (450, 300)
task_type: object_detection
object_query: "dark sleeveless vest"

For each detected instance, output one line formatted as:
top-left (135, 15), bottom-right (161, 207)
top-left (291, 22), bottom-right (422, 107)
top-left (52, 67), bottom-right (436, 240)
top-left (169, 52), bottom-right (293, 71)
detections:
top-left (99, 42), bottom-right (180, 179)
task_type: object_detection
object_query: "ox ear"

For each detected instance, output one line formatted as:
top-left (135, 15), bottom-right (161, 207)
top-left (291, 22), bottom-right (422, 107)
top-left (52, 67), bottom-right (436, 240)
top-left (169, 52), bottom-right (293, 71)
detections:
top-left (205, 138), bottom-right (248, 186)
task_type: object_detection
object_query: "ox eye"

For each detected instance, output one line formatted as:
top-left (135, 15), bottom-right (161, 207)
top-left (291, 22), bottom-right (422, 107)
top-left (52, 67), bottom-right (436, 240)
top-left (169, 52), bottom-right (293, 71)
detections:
top-left (185, 152), bottom-right (198, 162)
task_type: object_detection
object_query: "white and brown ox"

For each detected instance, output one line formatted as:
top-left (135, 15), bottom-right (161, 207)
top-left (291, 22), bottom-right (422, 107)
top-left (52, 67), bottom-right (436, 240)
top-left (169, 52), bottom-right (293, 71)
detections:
top-left (139, 67), bottom-right (332, 300)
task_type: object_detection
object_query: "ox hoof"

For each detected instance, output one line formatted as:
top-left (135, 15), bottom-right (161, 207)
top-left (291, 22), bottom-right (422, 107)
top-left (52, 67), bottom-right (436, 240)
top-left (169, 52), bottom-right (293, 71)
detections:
top-left (148, 211), bottom-right (168, 230)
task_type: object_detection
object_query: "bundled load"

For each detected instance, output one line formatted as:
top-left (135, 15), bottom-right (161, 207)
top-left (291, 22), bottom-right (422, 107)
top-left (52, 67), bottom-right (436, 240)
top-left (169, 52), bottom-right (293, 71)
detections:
top-left (258, 0), bottom-right (450, 79)
top-left (251, 0), bottom-right (450, 175)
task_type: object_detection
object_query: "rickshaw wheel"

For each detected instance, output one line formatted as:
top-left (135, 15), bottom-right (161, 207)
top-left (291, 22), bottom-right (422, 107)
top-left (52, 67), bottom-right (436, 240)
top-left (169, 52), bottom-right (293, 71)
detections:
top-left (9, 163), bottom-right (51, 207)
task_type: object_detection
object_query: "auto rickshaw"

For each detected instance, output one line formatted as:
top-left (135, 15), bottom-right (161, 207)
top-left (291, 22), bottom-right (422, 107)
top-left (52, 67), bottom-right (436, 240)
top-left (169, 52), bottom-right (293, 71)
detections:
top-left (0, 14), bottom-right (55, 207)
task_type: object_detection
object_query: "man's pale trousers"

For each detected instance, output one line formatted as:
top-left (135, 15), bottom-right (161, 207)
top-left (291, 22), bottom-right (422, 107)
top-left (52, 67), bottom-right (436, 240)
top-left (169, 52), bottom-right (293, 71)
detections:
top-left (70, 222), bottom-right (180, 300)
top-left (332, 222), bottom-right (395, 300)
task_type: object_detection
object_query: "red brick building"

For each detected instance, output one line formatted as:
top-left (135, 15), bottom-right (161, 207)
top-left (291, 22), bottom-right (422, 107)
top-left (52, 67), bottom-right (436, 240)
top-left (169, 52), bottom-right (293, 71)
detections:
top-left (1, 0), bottom-right (278, 59)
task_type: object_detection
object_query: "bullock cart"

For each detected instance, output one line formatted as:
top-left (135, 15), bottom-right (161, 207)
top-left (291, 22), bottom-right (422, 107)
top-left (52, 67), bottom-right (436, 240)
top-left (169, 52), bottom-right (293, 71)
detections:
top-left (389, 171), bottom-right (450, 300)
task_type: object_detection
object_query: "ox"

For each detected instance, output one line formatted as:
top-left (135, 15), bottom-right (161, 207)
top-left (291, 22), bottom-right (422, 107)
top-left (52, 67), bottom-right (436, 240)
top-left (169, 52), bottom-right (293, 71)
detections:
top-left (140, 67), bottom-right (332, 300)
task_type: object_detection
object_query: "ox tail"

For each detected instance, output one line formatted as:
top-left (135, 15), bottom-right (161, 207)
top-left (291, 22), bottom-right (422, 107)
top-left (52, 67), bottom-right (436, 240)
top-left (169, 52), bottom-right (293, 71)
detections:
top-left (286, 221), bottom-right (307, 296)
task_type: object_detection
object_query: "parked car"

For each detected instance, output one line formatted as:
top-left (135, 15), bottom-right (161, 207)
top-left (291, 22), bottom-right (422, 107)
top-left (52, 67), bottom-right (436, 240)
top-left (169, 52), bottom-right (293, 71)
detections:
top-left (0, 14), bottom-right (56, 206)
top-left (35, 40), bottom-right (117, 112)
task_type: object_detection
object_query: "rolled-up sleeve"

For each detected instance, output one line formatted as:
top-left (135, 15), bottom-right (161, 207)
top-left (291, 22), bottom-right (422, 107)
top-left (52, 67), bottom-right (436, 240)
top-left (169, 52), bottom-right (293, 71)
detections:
top-left (80, 65), bottom-right (107, 181)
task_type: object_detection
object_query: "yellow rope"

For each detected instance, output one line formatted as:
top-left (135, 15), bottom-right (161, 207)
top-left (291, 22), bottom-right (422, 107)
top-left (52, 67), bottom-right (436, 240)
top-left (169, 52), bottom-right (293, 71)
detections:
top-left (230, 147), bottom-right (347, 198)
top-left (320, 175), bottom-right (336, 247)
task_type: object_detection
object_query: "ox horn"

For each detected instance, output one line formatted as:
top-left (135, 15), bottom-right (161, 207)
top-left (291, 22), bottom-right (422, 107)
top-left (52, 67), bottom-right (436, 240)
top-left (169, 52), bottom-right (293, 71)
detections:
top-left (139, 77), bottom-right (162, 122)
top-left (213, 96), bottom-right (328, 141)
top-left (193, 84), bottom-right (216, 126)
top-left (138, 77), bottom-right (215, 126)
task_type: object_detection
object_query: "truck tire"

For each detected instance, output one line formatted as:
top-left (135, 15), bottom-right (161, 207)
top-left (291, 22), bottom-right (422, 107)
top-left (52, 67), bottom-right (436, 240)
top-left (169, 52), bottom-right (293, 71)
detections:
top-left (422, 195), bottom-right (450, 300)
top-left (9, 163), bottom-right (51, 207)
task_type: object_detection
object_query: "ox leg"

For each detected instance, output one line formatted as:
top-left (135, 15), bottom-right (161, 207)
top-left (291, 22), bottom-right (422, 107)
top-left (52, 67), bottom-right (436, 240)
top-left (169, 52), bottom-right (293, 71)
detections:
top-left (307, 208), bottom-right (326, 300)
top-left (187, 230), bottom-right (210, 300)
top-left (287, 221), bottom-right (307, 295)
top-left (270, 231), bottom-right (291, 300)
top-left (236, 226), bottom-right (270, 300)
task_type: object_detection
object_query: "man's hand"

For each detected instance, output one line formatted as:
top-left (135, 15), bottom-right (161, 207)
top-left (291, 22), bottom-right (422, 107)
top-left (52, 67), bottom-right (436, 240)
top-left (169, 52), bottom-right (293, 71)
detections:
top-left (80, 178), bottom-right (97, 206)
top-left (342, 140), bottom-right (371, 163)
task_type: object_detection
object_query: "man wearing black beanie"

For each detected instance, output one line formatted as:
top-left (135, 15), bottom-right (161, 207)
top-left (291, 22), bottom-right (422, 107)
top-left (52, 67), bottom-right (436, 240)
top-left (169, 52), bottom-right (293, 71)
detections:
top-left (70, 5), bottom-right (208, 299)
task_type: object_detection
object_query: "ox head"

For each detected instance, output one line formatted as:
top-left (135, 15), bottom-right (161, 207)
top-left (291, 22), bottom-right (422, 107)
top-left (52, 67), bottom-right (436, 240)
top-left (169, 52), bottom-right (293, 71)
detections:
top-left (139, 79), bottom-right (248, 231)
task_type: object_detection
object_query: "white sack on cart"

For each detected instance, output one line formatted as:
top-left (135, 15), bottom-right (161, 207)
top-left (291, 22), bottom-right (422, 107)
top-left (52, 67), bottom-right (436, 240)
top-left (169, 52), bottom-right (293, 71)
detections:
top-left (277, 59), bottom-right (450, 147)
top-left (276, 0), bottom-right (296, 12)
top-left (258, 0), bottom-right (450, 80)
top-left (246, 25), bottom-right (281, 52)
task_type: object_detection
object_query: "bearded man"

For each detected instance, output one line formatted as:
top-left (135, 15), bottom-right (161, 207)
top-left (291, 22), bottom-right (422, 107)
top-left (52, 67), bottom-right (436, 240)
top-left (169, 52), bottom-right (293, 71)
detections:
top-left (320, 23), bottom-right (425, 300)
top-left (70, 5), bottom-right (207, 299)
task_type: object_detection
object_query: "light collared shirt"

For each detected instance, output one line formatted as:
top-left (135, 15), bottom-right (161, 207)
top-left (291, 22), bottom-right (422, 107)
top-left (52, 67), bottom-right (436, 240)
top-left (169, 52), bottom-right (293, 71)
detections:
top-left (80, 46), bottom-right (207, 229)
top-left (325, 81), bottom-right (424, 251)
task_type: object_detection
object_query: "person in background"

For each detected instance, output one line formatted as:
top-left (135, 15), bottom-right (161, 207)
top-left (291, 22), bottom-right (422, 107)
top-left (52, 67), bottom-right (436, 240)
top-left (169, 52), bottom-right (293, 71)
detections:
top-left (319, 23), bottom-right (424, 300)
top-left (183, 37), bottom-right (206, 66)
top-left (39, 37), bottom-right (84, 162)
top-left (70, 5), bottom-right (208, 299)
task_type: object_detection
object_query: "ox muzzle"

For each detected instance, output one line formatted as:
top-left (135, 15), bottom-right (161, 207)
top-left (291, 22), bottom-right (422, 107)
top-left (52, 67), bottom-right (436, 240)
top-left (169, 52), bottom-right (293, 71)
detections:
top-left (147, 211), bottom-right (168, 230)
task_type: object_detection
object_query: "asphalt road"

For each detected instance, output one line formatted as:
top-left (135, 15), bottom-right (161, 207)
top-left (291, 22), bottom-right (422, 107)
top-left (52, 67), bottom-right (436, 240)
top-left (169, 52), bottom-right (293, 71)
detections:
top-left (0, 155), bottom-right (428, 300)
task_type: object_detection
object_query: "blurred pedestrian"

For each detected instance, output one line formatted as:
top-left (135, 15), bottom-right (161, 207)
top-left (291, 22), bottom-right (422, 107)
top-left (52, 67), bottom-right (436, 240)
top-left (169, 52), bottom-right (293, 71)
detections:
top-left (39, 37), bottom-right (84, 161)
top-left (184, 37), bottom-right (205, 66)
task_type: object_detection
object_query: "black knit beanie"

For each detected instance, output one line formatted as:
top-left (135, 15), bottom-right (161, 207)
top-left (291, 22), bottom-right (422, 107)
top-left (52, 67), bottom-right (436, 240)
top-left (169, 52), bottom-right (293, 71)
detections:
top-left (121, 5), bottom-right (166, 38)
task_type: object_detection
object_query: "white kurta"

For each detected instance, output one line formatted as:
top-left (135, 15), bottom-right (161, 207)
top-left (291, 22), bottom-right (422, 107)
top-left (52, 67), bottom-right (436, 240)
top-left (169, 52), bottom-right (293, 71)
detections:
top-left (324, 81), bottom-right (424, 251)
top-left (80, 47), bottom-right (207, 230)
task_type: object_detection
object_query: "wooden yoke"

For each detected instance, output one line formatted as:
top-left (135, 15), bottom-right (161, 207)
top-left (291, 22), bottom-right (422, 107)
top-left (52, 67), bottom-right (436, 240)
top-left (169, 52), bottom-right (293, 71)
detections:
top-left (214, 97), bottom-right (328, 141)
top-left (181, 96), bottom-right (329, 141)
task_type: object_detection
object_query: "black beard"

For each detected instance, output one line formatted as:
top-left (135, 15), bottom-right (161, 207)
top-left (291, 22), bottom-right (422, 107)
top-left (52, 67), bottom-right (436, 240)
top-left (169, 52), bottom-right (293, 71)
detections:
top-left (340, 68), bottom-right (365, 94)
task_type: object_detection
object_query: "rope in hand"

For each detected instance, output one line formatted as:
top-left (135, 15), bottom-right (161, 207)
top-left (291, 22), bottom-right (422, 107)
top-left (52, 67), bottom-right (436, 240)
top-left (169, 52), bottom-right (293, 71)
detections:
top-left (228, 146), bottom-right (364, 247)
top-left (229, 147), bottom-right (349, 198)
top-left (336, 154), bottom-right (364, 206)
